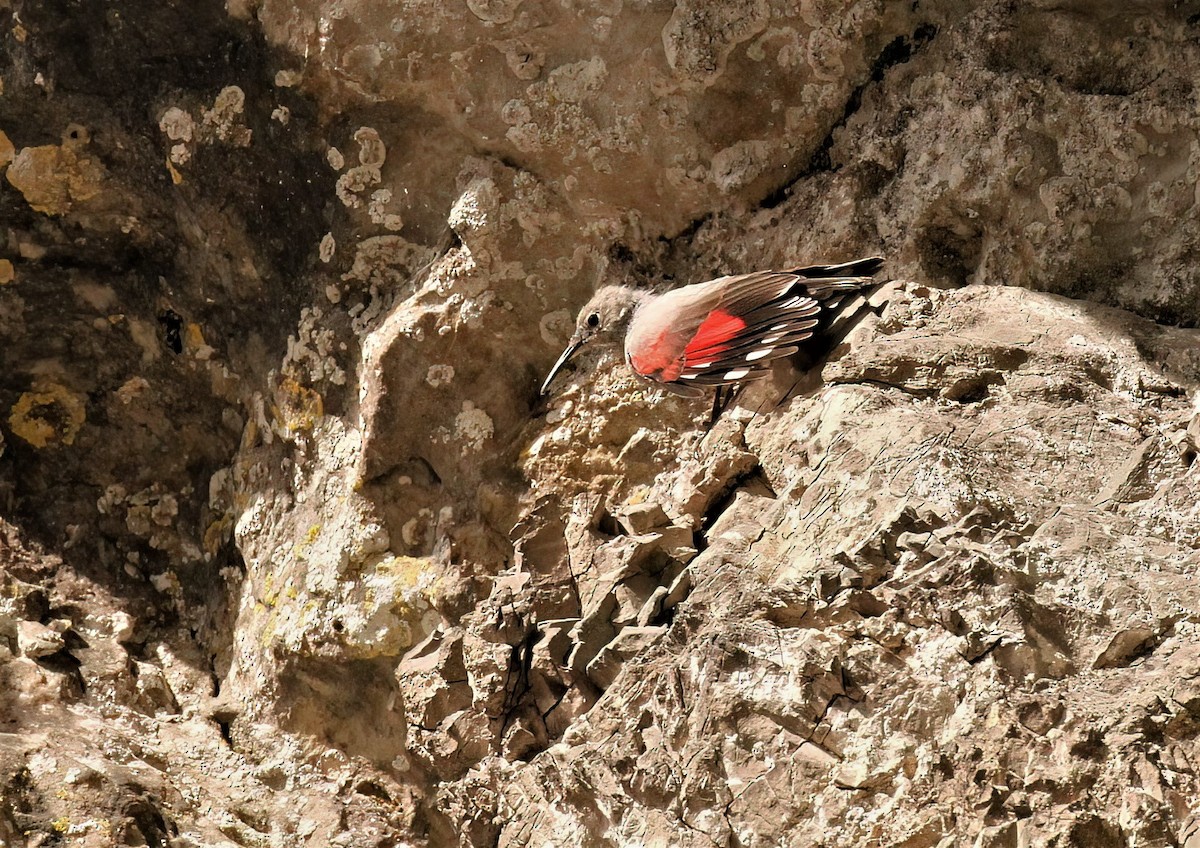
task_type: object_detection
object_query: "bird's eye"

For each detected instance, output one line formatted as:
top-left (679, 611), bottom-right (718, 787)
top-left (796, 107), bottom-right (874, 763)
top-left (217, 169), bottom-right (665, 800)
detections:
top-left (586, 312), bottom-right (600, 328)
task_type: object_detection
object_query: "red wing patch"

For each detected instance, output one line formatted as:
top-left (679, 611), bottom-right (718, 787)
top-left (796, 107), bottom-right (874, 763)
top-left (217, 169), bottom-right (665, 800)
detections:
top-left (683, 309), bottom-right (747, 360)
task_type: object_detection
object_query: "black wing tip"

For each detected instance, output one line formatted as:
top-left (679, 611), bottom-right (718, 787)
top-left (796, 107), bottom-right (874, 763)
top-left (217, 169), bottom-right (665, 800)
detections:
top-left (794, 256), bottom-right (885, 279)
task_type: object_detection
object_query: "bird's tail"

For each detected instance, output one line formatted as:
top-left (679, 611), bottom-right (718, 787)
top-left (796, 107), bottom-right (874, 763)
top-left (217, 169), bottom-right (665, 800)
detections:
top-left (790, 256), bottom-right (885, 302)
top-left (795, 256), bottom-right (885, 279)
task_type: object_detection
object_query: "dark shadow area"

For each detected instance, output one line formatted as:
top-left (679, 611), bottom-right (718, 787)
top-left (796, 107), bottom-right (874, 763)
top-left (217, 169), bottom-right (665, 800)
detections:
top-left (0, 0), bottom-right (335, 615)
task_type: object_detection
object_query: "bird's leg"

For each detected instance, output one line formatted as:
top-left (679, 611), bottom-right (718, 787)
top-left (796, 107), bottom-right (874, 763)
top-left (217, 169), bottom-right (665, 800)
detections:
top-left (725, 382), bottom-right (748, 414)
top-left (708, 383), bottom-right (745, 426)
top-left (708, 385), bottom-right (726, 427)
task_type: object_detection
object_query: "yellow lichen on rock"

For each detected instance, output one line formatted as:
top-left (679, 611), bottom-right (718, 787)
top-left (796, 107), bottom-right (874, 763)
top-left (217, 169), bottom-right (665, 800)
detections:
top-left (340, 554), bottom-right (440, 658)
top-left (6, 132), bottom-right (105, 215)
top-left (183, 322), bottom-right (213, 358)
top-left (374, 554), bottom-right (432, 589)
top-left (0, 130), bottom-right (13, 169)
top-left (8, 381), bottom-right (86, 447)
top-left (203, 514), bottom-right (232, 558)
top-left (271, 376), bottom-right (324, 434)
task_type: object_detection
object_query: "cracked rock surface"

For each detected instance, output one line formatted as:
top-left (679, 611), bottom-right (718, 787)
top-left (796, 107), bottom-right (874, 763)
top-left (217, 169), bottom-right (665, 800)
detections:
top-left (2, 1), bottom-right (1200, 846)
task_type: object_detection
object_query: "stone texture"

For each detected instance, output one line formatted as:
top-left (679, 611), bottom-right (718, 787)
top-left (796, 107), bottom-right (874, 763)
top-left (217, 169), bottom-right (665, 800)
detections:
top-left (1, 1), bottom-right (1200, 846)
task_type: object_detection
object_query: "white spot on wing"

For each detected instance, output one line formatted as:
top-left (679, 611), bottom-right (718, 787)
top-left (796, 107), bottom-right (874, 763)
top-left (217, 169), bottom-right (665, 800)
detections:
top-left (746, 348), bottom-right (773, 361)
top-left (723, 368), bottom-right (751, 380)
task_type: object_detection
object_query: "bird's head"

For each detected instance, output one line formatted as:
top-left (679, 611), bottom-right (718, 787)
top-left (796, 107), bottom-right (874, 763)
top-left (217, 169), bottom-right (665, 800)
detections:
top-left (540, 285), bottom-right (646, 395)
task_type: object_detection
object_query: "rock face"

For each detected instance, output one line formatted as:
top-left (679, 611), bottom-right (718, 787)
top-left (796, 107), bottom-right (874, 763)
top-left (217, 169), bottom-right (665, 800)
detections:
top-left (2, 1), bottom-right (1199, 846)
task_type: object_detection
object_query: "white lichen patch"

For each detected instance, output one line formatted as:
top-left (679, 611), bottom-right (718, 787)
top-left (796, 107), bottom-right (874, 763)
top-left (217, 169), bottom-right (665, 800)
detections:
top-left (448, 174), bottom-right (500, 236)
top-left (497, 39), bottom-right (545, 80)
top-left (454, 401), bottom-right (494, 454)
top-left (354, 127), bottom-right (386, 168)
top-left (96, 483), bottom-right (126, 515)
top-left (335, 167), bottom-right (378, 209)
top-left (319, 232), bottom-right (336, 263)
top-left (539, 309), bottom-right (572, 346)
top-left (546, 399), bottom-right (573, 425)
top-left (158, 107), bottom-right (195, 142)
top-left (341, 554), bottom-right (441, 657)
top-left (466, 0), bottom-right (521, 24)
top-left (115, 376), bottom-right (150, 404)
top-left (334, 129), bottom-right (388, 210)
top-left (368, 189), bottom-right (404, 231)
top-left (201, 86), bottom-right (251, 145)
top-left (284, 306), bottom-right (346, 386)
top-left (103, 483), bottom-right (186, 554)
top-left (545, 57), bottom-right (608, 104)
top-left (458, 290), bottom-right (497, 326)
top-left (710, 138), bottom-right (772, 193)
top-left (401, 509), bottom-right (433, 547)
top-left (158, 88), bottom-right (250, 174)
top-left (425, 364), bottom-right (454, 388)
top-left (149, 570), bottom-right (182, 596)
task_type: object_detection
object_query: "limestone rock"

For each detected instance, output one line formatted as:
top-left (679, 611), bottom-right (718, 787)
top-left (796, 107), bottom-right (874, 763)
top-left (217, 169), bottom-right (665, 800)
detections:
top-left (16, 620), bottom-right (65, 658)
top-left (585, 625), bottom-right (667, 690)
top-left (2, 1), bottom-right (1200, 846)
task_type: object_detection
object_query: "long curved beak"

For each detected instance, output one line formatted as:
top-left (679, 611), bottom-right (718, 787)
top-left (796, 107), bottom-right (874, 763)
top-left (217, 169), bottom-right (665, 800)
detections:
top-left (540, 338), bottom-right (584, 396)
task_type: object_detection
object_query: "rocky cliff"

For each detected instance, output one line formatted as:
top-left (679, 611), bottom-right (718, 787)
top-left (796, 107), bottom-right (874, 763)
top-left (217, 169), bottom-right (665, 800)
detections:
top-left (2, 1), bottom-right (1199, 845)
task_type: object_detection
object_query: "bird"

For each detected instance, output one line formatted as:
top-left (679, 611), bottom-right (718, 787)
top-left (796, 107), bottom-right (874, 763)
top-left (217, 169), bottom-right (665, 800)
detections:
top-left (540, 256), bottom-right (885, 407)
